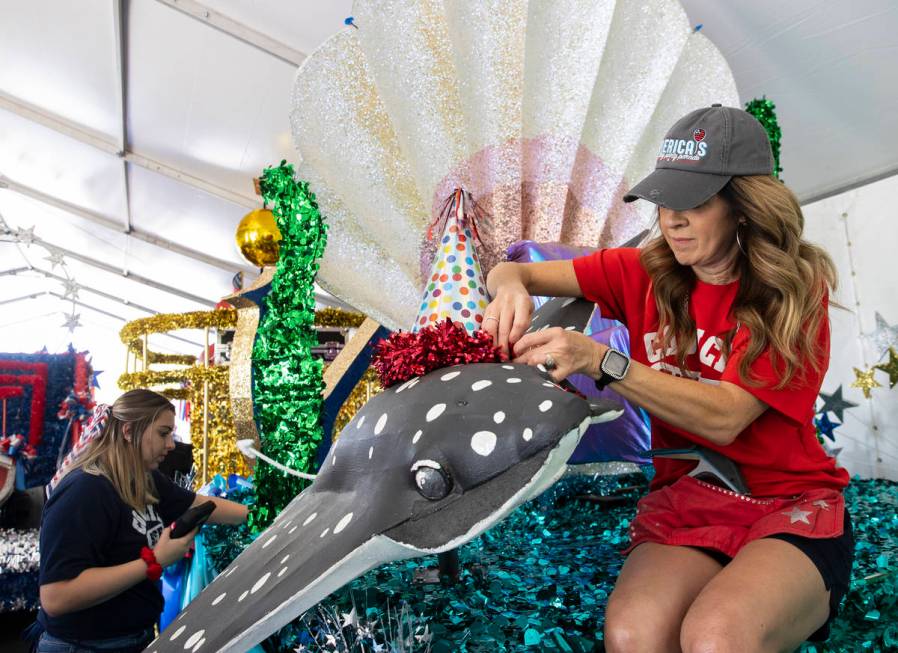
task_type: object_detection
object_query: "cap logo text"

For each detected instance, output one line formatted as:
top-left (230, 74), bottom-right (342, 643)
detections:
top-left (657, 136), bottom-right (708, 163)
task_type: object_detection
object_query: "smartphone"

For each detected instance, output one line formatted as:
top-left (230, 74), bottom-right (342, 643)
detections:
top-left (170, 501), bottom-right (216, 538)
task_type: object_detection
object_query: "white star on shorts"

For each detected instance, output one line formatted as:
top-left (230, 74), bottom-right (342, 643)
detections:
top-left (782, 506), bottom-right (812, 524)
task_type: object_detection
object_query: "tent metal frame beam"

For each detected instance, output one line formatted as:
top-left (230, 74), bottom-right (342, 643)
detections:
top-left (0, 175), bottom-right (252, 273)
top-left (0, 91), bottom-right (258, 209)
top-left (113, 0), bottom-right (134, 237)
top-left (0, 290), bottom-right (203, 349)
top-left (0, 234), bottom-right (215, 307)
top-left (155, 0), bottom-right (306, 67)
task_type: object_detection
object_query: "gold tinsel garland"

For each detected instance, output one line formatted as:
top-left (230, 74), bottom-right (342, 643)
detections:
top-left (331, 367), bottom-right (382, 439)
top-left (118, 306), bottom-right (370, 482)
top-left (314, 308), bottom-right (366, 329)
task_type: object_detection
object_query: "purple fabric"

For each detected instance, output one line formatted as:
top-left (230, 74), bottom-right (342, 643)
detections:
top-left (507, 240), bottom-right (650, 465)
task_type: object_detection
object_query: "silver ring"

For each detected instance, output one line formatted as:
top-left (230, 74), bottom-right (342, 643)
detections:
top-left (544, 354), bottom-right (557, 370)
top-left (484, 316), bottom-right (499, 323)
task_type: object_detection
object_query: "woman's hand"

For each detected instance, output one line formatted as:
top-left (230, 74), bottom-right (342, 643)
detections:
top-left (512, 327), bottom-right (607, 383)
top-left (482, 287), bottom-right (533, 360)
top-left (153, 526), bottom-right (197, 567)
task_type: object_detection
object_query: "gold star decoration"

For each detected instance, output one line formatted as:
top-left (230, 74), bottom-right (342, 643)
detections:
top-left (874, 347), bottom-right (898, 389)
top-left (851, 367), bottom-right (881, 399)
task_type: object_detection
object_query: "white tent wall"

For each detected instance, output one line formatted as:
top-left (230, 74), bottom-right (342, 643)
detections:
top-left (803, 173), bottom-right (898, 481)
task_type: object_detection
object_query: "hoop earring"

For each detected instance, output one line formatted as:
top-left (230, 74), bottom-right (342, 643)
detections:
top-left (736, 225), bottom-right (747, 255)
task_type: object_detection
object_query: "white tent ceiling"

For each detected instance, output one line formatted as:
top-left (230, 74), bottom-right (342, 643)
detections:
top-left (1, 0), bottom-right (897, 392)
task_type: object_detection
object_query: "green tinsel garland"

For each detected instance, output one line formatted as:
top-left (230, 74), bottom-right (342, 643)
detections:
top-left (249, 162), bottom-right (328, 532)
top-left (745, 96), bottom-right (784, 179)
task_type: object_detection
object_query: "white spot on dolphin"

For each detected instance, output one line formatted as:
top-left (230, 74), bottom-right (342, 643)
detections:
top-left (357, 415), bottom-right (365, 429)
top-left (212, 593), bottom-right (226, 605)
top-left (368, 446), bottom-right (374, 459)
top-left (281, 554), bottom-right (290, 564)
top-left (238, 590), bottom-right (248, 601)
top-left (471, 380), bottom-right (492, 391)
top-left (225, 565), bottom-right (238, 577)
top-left (502, 365), bottom-right (514, 370)
top-left (539, 400), bottom-right (553, 412)
top-left (278, 566), bottom-right (288, 577)
top-left (395, 377), bottom-right (420, 393)
top-left (426, 404), bottom-right (446, 422)
top-left (262, 534), bottom-right (277, 548)
top-left (251, 572), bottom-right (271, 594)
top-left (374, 413), bottom-right (388, 435)
top-left (507, 377), bottom-right (521, 384)
top-left (562, 297), bottom-right (577, 307)
top-left (493, 411), bottom-right (505, 424)
top-left (320, 527), bottom-right (330, 538)
top-left (289, 525), bottom-right (297, 534)
top-left (543, 382), bottom-right (555, 387)
top-left (170, 625), bottom-right (186, 641)
top-left (441, 371), bottom-right (461, 381)
top-left (413, 429), bottom-right (422, 443)
top-left (537, 364), bottom-right (547, 373)
top-left (331, 454), bottom-right (336, 466)
top-left (471, 431), bottom-right (497, 456)
top-left (565, 326), bottom-right (577, 331)
top-left (192, 639), bottom-right (205, 652)
top-left (184, 630), bottom-right (205, 649)
top-left (302, 512), bottom-right (317, 526)
top-left (523, 428), bottom-right (533, 441)
top-left (334, 512), bottom-right (353, 533)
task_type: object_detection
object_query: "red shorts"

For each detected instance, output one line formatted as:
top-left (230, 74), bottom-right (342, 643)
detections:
top-left (624, 475), bottom-right (846, 558)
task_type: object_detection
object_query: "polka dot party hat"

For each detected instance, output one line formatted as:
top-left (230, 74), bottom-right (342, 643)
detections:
top-left (413, 189), bottom-right (490, 334)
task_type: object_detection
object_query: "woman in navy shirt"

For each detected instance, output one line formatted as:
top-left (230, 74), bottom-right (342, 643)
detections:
top-left (36, 389), bottom-right (247, 652)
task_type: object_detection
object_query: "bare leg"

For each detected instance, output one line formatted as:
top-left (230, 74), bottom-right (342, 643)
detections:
top-left (680, 538), bottom-right (831, 653)
top-left (604, 543), bottom-right (724, 653)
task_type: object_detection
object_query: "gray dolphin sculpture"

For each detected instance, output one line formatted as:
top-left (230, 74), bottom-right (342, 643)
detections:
top-left (146, 360), bottom-right (621, 652)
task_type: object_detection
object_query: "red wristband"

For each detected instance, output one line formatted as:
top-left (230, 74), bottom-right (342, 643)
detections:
top-left (140, 546), bottom-right (163, 581)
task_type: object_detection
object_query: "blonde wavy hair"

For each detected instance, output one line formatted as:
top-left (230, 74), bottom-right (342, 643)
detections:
top-left (639, 175), bottom-right (836, 388)
top-left (67, 389), bottom-right (174, 512)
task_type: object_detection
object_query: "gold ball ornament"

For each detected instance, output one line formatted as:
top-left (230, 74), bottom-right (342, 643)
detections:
top-left (236, 208), bottom-right (282, 267)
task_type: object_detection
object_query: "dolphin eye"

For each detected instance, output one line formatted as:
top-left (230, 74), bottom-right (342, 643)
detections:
top-left (410, 460), bottom-right (452, 501)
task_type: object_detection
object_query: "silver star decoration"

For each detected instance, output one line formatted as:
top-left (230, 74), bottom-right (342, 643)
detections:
top-left (61, 278), bottom-right (80, 300)
top-left (324, 633), bottom-right (337, 647)
top-left (293, 646), bottom-right (307, 652)
top-left (812, 499), bottom-right (831, 510)
top-left (822, 441), bottom-right (843, 458)
top-left (864, 312), bottom-right (898, 359)
top-left (44, 249), bottom-right (65, 269)
top-left (14, 225), bottom-right (36, 245)
top-left (62, 313), bottom-right (81, 332)
top-left (782, 506), bottom-right (812, 524)
top-left (340, 607), bottom-right (358, 629)
top-left (817, 385), bottom-right (858, 422)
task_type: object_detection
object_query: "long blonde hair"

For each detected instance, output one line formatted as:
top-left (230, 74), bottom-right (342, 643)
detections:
top-left (66, 389), bottom-right (175, 512)
top-left (639, 175), bottom-right (836, 388)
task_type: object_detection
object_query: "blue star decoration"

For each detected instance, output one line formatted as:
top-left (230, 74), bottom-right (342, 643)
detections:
top-left (91, 370), bottom-right (103, 388)
top-left (817, 385), bottom-right (858, 422)
top-left (814, 413), bottom-right (840, 442)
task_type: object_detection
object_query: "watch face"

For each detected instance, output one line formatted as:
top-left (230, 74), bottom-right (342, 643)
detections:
top-left (603, 350), bottom-right (629, 378)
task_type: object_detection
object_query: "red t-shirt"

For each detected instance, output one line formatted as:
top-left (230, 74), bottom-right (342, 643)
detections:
top-left (572, 247), bottom-right (848, 497)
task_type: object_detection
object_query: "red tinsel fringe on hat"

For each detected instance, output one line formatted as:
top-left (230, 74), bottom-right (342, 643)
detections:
top-left (372, 318), bottom-right (501, 388)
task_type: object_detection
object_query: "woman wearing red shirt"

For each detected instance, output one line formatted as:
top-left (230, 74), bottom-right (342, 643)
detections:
top-left (485, 105), bottom-right (851, 652)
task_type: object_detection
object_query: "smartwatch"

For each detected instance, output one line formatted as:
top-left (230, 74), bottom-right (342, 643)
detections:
top-left (594, 348), bottom-right (630, 390)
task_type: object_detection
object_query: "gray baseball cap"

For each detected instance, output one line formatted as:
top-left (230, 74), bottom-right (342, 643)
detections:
top-left (623, 104), bottom-right (775, 211)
